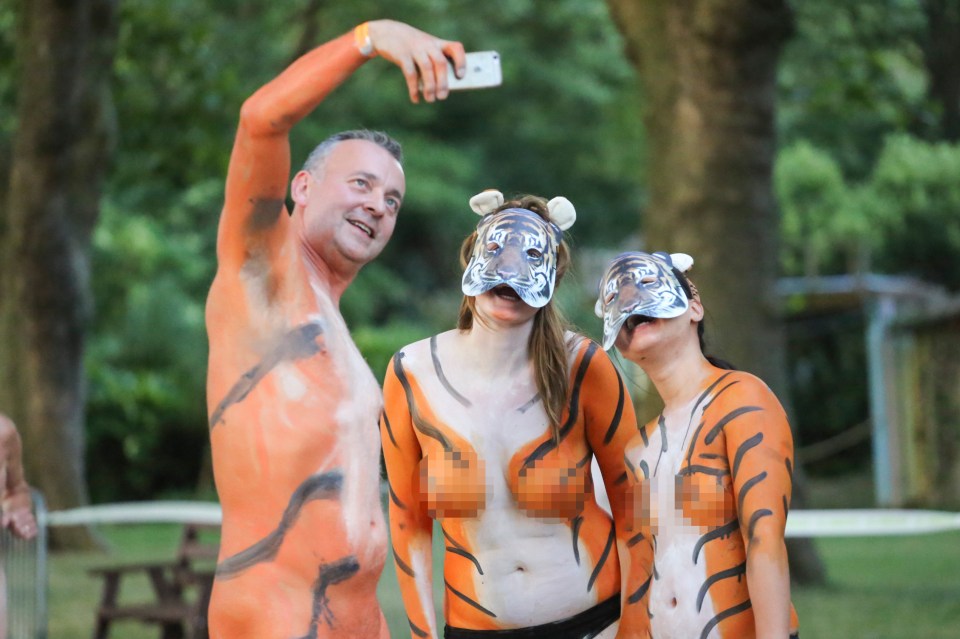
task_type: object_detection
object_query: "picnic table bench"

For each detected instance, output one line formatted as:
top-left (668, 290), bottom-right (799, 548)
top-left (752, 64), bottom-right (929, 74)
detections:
top-left (89, 522), bottom-right (219, 639)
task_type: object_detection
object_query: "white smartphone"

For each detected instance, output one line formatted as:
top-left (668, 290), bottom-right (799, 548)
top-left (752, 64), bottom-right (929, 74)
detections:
top-left (448, 51), bottom-right (502, 91)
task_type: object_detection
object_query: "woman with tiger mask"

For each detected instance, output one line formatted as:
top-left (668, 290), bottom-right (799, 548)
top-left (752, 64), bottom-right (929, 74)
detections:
top-left (595, 251), bottom-right (800, 639)
top-left (380, 190), bottom-right (647, 638)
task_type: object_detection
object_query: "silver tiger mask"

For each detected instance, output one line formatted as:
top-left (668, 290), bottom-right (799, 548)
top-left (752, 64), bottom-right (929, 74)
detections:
top-left (595, 251), bottom-right (692, 350)
top-left (461, 208), bottom-right (562, 309)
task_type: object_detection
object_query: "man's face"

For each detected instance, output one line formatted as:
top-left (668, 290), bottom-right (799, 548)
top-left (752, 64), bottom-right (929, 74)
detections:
top-left (294, 139), bottom-right (406, 270)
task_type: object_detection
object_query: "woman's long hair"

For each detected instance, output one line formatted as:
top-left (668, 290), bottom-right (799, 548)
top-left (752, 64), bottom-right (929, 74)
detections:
top-left (457, 195), bottom-right (572, 439)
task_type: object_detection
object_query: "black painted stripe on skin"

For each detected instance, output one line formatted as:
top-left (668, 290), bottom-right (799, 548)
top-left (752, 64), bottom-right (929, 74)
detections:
top-left (577, 451), bottom-right (592, 468)
top-left (783, 495), bottom-right (789, 519)
top-left (387, 481), bottom-right (407, 510)
top-left (441, 527), bottom-right (484, 575)
top-left (658, 414), bottom-right (668, 454)
top-left (700, 378), bottom-right (741, 415)
top-left (393, 546), bottom-right (416, 578)
top-left (614, 471), bottom-right (628, 486)
top-left (381, 410), bottom-right (398, 448)
top-left (652, 417), bottom-right (669, 487)
top-left (704, 406), bottom-right (764, 445)
top-left (785, 457), bottom-right (794, 483)
top-left (209, 322), bottom-right (324, 428)
top-left (639, 422), bottom-right (650, 447)
top-left (216, 470), bottom-right (342, 579)
top-left (431, 335), bottom-right (472, 407)
top-left (696, 561), bottom-right (747, 612)
top-left (737, 471), bottom-right (768, 517)
top-left (627, 531), bottom-right (646, 547)
top-left (446, 547), bottom-right (485, 575)
top-left (748, 509), bottom-right (773, 541)
top-left (394, 352), bottom-right (454, 451)
top-left (684, 420), bottom-right (708, 468)
top-left (445, 580), bottom-right (498, 618)
top-left (587, 523), bottom-right (616, 592)
top-left (732, 432), bottom-right (764, 481)
top-left (628, 575), bottom-right (652, 605)
top-left (677, 464), bottom-right (729, 477)
top-left (691, 372), bottom-right (736, 420)
top-left (295, 556), bottom-right (361, 639)
top-left (699, 452), bottom-right (722, 460)
top-left (700, 598), bottom-right (752, 639)
top-left (602, 372), bottom-right (626, 444)
top-left (517, 393), bottom-right (541, 414)
top-left (522, 342), bottom-right (598, 468)
top-left (693, 519), bottom-right (739, 565)
top-left (571, 516), bottom-right (584, 565)
top-left (409, 619), bottom-right (429, 638)
top-left (638, 460), bottom-right (650, 480)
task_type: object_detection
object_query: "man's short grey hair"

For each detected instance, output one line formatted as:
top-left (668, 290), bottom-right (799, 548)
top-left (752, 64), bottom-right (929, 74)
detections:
top-left (302, 129), bottom-right (403, 174)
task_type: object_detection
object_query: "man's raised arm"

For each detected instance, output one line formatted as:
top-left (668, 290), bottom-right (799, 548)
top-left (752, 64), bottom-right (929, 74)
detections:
top-left (217, 20), bottom-right (465, 269)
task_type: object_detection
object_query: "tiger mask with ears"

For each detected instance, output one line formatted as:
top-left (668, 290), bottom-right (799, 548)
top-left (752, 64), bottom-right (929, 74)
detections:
top-left (595, 251), bottom-right (694, 350)
top-left (460, 190), bottom-right (575, 309)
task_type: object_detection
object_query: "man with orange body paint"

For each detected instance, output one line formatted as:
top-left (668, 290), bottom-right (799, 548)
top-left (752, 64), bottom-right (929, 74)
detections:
top-left (204, 20), bottom-right (465, 638)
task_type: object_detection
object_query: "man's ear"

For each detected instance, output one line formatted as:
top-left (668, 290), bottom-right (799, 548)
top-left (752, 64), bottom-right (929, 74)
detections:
top-left (689, 298), bottom-right (705, 322)
top-left (291, 170), bottom-right (311, 207)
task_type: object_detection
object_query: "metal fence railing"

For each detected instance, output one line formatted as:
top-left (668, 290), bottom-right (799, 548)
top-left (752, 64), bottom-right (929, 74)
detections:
top-left (3, 489), bottom-right (47, 639)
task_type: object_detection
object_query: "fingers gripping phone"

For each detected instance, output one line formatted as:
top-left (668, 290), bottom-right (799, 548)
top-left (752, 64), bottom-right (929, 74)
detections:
top-left (448, 51), bottom-right (501, 91)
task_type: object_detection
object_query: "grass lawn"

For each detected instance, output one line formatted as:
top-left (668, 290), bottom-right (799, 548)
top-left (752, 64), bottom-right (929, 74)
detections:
top-left (44, 525), bottom-right (960, 639)
top-left (41, 473), bottom-right (960, 638)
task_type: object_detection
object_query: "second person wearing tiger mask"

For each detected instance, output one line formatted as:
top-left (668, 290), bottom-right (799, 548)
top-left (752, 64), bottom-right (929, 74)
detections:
top-left (381, 191), bottom-right (646, 638)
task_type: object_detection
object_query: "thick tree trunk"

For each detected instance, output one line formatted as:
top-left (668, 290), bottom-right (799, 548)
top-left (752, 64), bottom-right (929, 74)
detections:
top-left (0, 0), bottom-right (118, 548)
top-left (605, 0), bottom-right (826, 584)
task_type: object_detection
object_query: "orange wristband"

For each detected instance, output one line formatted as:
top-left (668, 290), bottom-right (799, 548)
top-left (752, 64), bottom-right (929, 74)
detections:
top-left (354, 22), bottom-right (375, 58)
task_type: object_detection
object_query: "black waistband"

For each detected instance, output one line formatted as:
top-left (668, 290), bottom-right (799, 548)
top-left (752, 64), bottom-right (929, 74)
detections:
top-left (444, 594), bottom-right (620, 639)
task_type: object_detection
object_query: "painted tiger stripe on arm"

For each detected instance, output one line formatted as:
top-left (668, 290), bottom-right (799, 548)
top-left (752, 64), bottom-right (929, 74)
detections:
top-left (737, 471), bottom-right (769, 517)
top-left (704, 405), bottom-right (764, 445)
top-left (393, 546), bottom-right (416, 578)
top-left (747, 509), bottom-right (774, 542)
top-left (732, 432), bottom-right (764, 480)
top-left (586, 522), bottom-right (617, 592)
top-left (408, 620), bottom-right (429, 638)
top-left (602, 371), bottom-right (625, 444)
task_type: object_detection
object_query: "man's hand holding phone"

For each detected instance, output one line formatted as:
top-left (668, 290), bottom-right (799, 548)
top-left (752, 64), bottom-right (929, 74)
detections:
top-left (365, 20), bottom-right (500, 102)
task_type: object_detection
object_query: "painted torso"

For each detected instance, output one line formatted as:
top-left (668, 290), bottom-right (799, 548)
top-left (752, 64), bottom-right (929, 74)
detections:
top-left (382, 333), bottom-right (635, 637)
top-left (624, 368), bottom-right (799, 638)
top-left (205, 228), bottom-right (387, 638)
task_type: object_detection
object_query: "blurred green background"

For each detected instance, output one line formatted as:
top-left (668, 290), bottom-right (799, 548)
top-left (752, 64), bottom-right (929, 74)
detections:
top-left (3, 0), bottom-right (960, 636)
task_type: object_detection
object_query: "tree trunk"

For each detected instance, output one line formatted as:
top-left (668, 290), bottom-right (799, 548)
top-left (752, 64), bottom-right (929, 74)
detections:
top-left (921, 0), bottom-right (960, 141)
top-left (0, 0), bottom-right (118, 548)
top-left (604, 0), bottom-right (826, 584)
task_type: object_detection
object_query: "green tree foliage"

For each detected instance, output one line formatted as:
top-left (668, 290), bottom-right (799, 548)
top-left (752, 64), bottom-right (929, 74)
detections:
top-left (779, 0), bottom-right (931, 179)
top-left (74, 0), bottom-right (645, 500)
top-left (869, 134), bottom-right (960, 287)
